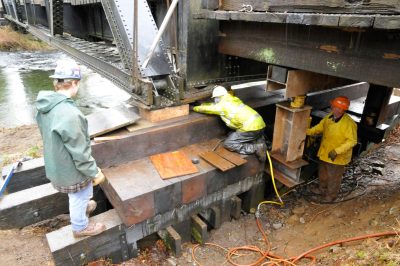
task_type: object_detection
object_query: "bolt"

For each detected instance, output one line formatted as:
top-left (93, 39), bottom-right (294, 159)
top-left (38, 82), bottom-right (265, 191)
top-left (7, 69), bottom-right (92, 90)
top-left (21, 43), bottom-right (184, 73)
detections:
top-left (80, 253), bottom-right (86, 260)
top-left (33, 211), bottom-right (39, 217)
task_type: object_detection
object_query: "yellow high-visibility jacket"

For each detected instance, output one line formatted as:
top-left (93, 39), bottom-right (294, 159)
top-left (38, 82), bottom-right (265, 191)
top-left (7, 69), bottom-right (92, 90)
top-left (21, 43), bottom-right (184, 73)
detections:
top-left (193, 94), bottom-right (266, 132)
top-left (307, 113), bottom-right (357, 165)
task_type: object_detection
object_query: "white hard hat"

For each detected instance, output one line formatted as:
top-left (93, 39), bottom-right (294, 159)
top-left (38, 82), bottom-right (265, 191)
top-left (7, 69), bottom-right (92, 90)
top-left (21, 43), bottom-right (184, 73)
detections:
top-left (212, 86), bottom-right (228, 98)
top-left (50, 59), bottom-right (81, 80)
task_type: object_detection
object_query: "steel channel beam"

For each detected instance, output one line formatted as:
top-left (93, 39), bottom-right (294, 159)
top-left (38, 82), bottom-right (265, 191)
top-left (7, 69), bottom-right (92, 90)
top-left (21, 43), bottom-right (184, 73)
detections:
top-left (101, 0), bottom-right (173, 77)
top-left (25, 24), bottom-right (149, 108)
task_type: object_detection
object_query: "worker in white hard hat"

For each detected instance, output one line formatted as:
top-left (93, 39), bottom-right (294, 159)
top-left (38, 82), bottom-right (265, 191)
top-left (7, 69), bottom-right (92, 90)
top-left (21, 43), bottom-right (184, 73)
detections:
top-left (35, 59), bottom-right (106, 238)
top-left (193, 86), bottom-right (267, 160)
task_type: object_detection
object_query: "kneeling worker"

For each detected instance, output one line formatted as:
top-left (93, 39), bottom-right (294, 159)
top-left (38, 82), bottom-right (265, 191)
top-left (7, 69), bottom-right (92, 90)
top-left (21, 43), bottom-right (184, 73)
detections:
top-left (36, 59), bottom-right (106, 237)
top-left (306, 96), bottom-right (357, 202)
top-left (193, 86), bottom-right (267, 160)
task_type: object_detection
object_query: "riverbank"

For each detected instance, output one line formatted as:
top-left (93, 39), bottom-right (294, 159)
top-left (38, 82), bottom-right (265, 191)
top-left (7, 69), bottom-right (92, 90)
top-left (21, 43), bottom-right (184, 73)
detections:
top-left (0, 125), bottom-right (42, 167)
top-left (0, 26), bottom-right (50, 51)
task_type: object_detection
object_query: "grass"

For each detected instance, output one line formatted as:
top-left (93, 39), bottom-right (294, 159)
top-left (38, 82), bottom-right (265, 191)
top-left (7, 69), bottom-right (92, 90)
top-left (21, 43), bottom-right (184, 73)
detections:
top-left (0, 25), bottom-right (50, 51)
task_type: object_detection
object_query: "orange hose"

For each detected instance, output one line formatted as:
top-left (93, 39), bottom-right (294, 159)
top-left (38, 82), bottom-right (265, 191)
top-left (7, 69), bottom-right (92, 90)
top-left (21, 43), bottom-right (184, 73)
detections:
top-left (192, 216), bottom-right (397, 266)
top-left (292, 231), bottom-right (398, 263)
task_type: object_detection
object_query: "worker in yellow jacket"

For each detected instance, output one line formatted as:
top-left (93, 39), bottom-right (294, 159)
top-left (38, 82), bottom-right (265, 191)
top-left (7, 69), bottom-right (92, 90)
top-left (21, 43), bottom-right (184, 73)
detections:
top-left (307, 96), bottom-right (357, 202)
top-left (193, 86), bottom-right (267, 160)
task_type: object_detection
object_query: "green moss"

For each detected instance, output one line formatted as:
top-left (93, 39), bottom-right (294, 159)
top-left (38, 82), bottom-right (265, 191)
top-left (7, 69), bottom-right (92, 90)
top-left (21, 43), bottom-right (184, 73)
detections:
top-left (256, 48), bottom-right (279, 64)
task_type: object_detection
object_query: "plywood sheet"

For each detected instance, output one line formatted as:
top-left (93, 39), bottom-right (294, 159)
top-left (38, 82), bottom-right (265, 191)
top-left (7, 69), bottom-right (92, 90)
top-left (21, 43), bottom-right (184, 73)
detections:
top-left (87, 105), bottom-right (140, 138)
top-left (150, 151), bottom-right (198, 179)
top-left (215, 147), bottom-right (247, 166)
top-left (199, 151), bottom-right (235, 172)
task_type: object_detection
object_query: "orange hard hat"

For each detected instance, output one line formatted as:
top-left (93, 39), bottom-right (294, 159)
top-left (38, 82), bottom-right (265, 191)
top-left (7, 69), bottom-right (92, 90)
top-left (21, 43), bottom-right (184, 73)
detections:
top-left (331, 96), bottom-right (350, 110)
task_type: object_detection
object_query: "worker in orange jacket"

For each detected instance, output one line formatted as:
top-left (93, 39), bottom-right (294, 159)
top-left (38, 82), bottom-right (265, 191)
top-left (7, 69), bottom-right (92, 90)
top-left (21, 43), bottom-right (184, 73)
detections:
top-left (306, 96), bottom-right (357, 202)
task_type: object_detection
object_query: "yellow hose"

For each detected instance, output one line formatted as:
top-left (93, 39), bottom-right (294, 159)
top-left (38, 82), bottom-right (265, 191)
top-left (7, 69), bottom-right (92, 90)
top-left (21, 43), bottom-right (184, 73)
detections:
top-left (256, 150), bottom-right (284, 215)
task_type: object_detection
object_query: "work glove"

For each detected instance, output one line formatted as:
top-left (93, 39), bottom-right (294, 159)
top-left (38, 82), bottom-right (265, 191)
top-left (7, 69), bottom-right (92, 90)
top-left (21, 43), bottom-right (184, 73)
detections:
top-left (92, 167), bottom-right (105, 186)
top-left (328, 150), bottom-right (337, 162)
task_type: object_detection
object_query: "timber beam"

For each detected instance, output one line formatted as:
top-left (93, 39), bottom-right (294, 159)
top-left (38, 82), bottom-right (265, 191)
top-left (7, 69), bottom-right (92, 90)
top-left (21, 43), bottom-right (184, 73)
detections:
top-left (195, 10), bottom-right (400, 30)
top-left (218, 22), bottom-right (400, 88)
top-left (47, 175), bottom-right (264, 265)
top-left (218, 0), bottom-right (400, 15)
top-left (100, 139), bottom-right (260, 226)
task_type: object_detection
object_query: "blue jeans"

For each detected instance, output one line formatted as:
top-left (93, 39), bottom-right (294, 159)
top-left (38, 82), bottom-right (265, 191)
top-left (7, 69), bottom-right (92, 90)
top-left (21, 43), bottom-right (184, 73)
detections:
top-left (68, 183), bottom-right (93, 231)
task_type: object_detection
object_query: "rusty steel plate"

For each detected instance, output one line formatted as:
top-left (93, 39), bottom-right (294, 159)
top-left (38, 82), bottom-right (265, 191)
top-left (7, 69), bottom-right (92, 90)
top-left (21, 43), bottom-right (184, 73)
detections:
top-left (215, 147), bottom-right (247, 166)
top-left (150, 150), bottom-right (198, 179)
top-left (199, 151), bottom-right (235, 172)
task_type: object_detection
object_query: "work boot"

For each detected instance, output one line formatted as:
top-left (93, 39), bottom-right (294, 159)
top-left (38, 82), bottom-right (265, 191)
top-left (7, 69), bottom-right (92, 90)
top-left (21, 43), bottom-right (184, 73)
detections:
top-left (86, 200), bottom-right (97, 216)
top-left (72, 221), bottom-right (106, 238)
top-left (309, 186), bottom-right (323, 195)
top-left (255, 142), bottom-right (267, 162)
top-left (322, 195), bottom-right (336, 203)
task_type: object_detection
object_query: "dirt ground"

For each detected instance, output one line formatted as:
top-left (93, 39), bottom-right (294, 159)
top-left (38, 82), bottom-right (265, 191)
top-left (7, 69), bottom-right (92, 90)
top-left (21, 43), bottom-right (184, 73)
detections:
top-left (0, 125), bottom-right (43, 167)
top-left (1, 124), bottom-right (400, 266)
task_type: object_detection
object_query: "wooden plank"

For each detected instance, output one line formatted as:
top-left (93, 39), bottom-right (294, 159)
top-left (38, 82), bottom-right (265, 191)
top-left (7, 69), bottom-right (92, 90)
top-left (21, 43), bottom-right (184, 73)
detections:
top-left (150, 150), bottom-right (199, 179)
top-left (191, 215), bottom-right (208, 244)
top-left (1, 158), bottom-right (47, 194)
top-left (221, 0), bottom-right (400, 14)
top-left (199, 151), bottom-right (235, 171)
top-left (339, 15), bottom-right (374, 27)
top-left (265, 167), bottom-right (302, 188)
top-left (139, 104), bottom-right (189, 123)
top-left (269, 152), bottom-right (308, 169)
top-left (158, 226), bottom-right (182, 256)
top-left (215, 147), bottom-right (247, 166)
top-left (374, 16), bottom-right (400, 29)
top-left (221, 0), bottom-right (267, 11)
top-left (87, 105), bottom-right (140, 138)
top-left (93, 135), bottom-right (124, 143)
top-left (46, 209), bottom-right (129, 266)
top-left (125, 118), bottom-right (154, 132)
top-left (0, 183), bottom-right (68, 229)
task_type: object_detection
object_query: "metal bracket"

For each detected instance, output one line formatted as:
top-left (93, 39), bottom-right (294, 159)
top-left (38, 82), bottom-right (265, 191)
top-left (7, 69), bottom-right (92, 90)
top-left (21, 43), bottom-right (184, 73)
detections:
top-left (119, 234), bottom-right (130, 261)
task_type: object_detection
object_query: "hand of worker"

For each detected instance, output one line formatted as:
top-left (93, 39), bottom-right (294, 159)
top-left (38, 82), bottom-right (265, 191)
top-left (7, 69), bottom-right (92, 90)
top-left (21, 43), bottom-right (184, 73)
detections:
top-left (92, 167), bottom-right (105, 186)
top-left (328, 150), bottom-right (337, 161)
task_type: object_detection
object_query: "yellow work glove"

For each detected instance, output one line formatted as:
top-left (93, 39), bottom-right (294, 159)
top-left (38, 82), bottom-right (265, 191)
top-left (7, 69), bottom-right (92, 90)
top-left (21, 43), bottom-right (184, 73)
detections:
top-left (328, 150), bottom-right (337, 162)
top-left (92, 167), bottom-right (105, 186)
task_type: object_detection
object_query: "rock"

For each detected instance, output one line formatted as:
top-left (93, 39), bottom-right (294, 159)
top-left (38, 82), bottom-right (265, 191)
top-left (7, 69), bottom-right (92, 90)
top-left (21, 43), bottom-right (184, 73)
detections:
top-left (167, 257), bottom-right (177, 266)
top-left (389, 207), bottom-right (398, 215)
top-left (287, 214), bottom-right (299, 225)
top-left (369, 219), bottom-right (379, 226)
top-left (370, 160), bottom-right (385, 167)
top-left (299, 217), bottom-right (305, 224)
top-left (372, 167), bottom-right (383, 175)
top-left (329, 245), bottom-right (341, 253)
top-left (272, 223), bottom-right (283, 230)
top-left (332, 209), bottom-right (346, 218)
top-left (292, 206), bottom-right (306, 215)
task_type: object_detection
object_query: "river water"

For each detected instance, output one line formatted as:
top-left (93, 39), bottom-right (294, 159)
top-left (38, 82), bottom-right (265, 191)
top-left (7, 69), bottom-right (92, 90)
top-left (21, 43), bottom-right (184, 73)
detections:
top-left (0, 51), bottom-right (131, 128)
